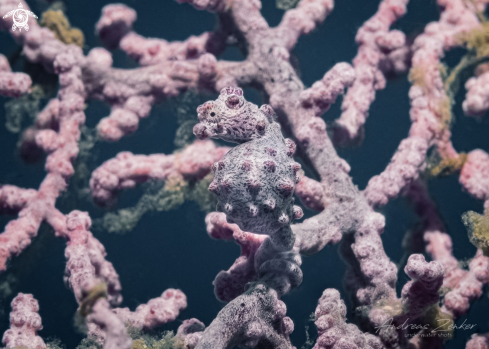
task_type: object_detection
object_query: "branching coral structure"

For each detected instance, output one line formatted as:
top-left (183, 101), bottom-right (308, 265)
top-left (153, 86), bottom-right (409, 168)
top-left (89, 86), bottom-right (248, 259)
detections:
top-left (0, 0), bottom-right (488, 348)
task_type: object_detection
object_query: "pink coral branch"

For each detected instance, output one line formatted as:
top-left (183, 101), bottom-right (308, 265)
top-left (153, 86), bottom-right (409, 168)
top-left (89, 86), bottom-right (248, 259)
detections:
top-left (404, 180), bottom-right (467, 289)
top-left (466, 333), bottom-right (489, 349)
top-left (111, 289), bottom-right (187, 330)
top-left (0, 53), bottom-right (31, 97)
top-left (58, 211), bottom-right (122, 306)
top-left (0, 0), bottom-right (488, 347)
top-left (334, 0), bottom-right (410, 145)
top-left (442, 250), bottom-right (489, 318)
top-left (90, 139), bottom-right (228, 205)
top-left (364, 137), bottom-right (428, 207)
top-left (364, 0), bottom-right (485, 208)
top-left (313, 289), bottom-right (383, 349)
top-left (86, 298), bottom-right (132, 349)
top-left (463, 69), bottom-right (489, 117)
top-left (1, 1), bottom-right (232, 142)
top-left (57, 211), bottom-right (187, 345)
top-left (48, 210), bottom-right (132, 348)
top-left (276, 0), bottom-right (334, 51)
top-left (2, 293), bottom-right (46, 349)
top-left (299, 62), bottom-right (355, 117)
top-left (460, 149), bottom-right (489, 209)
top-left (404, 180), bottom-right (489, 319)
top-left (0, 185), bottom-right (37, 214)
top-left (0, 44), bottom-right (86, 272)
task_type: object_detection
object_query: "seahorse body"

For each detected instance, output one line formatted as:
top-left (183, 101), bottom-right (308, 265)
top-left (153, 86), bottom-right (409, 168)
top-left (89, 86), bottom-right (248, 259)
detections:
top-left (193, 87), bottom-right (303, 235)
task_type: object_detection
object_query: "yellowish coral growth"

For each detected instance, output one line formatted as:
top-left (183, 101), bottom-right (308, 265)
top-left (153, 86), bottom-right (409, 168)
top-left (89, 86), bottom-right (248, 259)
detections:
top-left (462, 211), bottom-right (489, 256)
top-left (373, 298), bottom-right (404, 317)
top-left (422, 305), bottom-right (454, 340)
top-left (457, 21), bottom-right (489, 58)
top-left (428, 152), bottom-right (468, 177)
top-left (41, 10), bottom-right (84, 47)
top-left (126, 328), bottom-right (185, 349)
top-left (436, 97), bottom-right (453, 129)
top-left (99, 172), bottom-right (216, 234)
top-left (132, 339), bottom-right (148, 349)
top-left (188, 173), bottom-right (216, 212)
top-left (409, 64), bottom-right (456, 127)
top-left (79, 282), bottom-right (107, 317)
top-left (409, 65), bottom-right (428, 91)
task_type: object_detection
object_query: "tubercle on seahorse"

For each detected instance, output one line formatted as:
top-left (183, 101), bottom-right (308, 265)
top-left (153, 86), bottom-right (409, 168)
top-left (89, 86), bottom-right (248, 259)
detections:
top-left (193, 87), bottom-right (304, 251)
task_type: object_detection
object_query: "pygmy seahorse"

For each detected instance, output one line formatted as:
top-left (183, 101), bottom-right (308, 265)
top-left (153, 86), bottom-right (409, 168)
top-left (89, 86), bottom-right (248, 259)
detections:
top-left (193, 87), bottom-right (303, 237)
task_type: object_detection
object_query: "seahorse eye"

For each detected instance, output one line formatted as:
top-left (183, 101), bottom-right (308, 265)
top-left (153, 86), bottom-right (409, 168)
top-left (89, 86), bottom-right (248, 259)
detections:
top-left (210, 112), bottom-right (216, 117)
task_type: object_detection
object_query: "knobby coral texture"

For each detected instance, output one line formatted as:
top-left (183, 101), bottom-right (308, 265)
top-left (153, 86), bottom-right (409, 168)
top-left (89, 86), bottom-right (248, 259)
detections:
top-left (0, 0), bottom-right (488, 348)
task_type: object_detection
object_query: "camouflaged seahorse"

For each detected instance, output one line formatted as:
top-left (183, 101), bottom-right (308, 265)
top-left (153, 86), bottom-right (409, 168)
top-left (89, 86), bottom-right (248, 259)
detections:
top-left (193, 87), bottom-right (303, 239)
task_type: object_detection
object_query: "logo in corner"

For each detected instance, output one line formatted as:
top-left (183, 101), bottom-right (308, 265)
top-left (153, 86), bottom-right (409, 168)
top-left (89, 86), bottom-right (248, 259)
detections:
top-left (2, 3), bottom-right (38, 32)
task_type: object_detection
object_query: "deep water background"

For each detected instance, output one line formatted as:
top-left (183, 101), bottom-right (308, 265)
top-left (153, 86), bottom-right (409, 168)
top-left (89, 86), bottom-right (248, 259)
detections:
top-left (0, 0), bottom-right (488, 348)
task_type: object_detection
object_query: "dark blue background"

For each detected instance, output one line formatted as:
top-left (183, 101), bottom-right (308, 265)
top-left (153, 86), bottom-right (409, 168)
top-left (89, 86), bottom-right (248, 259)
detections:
top-left (0, 0), bottom-right (488, 348)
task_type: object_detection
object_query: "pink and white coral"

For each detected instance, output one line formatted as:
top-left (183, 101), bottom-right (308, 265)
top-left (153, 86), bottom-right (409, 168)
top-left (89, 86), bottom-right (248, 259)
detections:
top-left (112, 289), bottom-right (187, 330)
top-left (2, 293), bottom-right (46, 349)
top-left (313, 289), bottom-right (383, 349)
top-left (463, 70), bottom-right (489, 117)
top-left (0, 0), bottom-right (488, 348)
top-left (335, 0), bottom-right (410, 145)
top-left (0, 53), bottom-right (31, 97)
top-left (90, 139), bottom-right (228, 205)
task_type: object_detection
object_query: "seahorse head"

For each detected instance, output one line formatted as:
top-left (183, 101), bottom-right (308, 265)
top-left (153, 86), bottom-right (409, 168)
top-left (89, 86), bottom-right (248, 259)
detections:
top-left (193, 87), bottom-right (276, 144)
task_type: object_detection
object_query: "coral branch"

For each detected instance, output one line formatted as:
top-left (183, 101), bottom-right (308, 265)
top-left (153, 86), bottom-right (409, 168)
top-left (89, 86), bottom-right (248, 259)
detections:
top-left (195, 283), bottom-right (294, 349)
top-left (2, 293), bottom-right (46, 349)
top-left (90, 139), bottom-right (228, 205)
top-left (442, 250), bottom-right (489, 317)
top-left (277, 0), bottom-right (334, 50)
top-left (0, 44), bottom-right (86, 272)
top-left (399, 254), bottom-right (444, 320)
top-left (95, 4), bottom-right (137, 50)
top-left (0, 185), bottom-right (37, 214)
top-left (460, 149), bottom-right (489, 206)
top-left (335, 0), bottom-right (410, 145)
top-left (364, 137), bottom-right (428, 207)
top-left (466, 333), bottom-right (489, 349)
top-left (404, 180), bottom-right (489, 319)
top-left (0, 0), bottom-right (488, 347)
top-left (365, 0), bottom-right (485, 208)
top-left (175, 318), bottom-right (205, 349)
top-left (0, 54), bottom-right (31, 97)
top-left (111, 289), bottom-right (187, 330)
top-left (59, 211), bottom-right (122, 306)
top-left (404, 180), bottom-right (467, 290)
top-left (86, 298), bottom-right (132, 349)
top-left (313, 289), bottom-right (382, 349)
top-left (299, 62), bottom-right (355, 117)
top-left (463, 68), bottom-right (489, 117)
